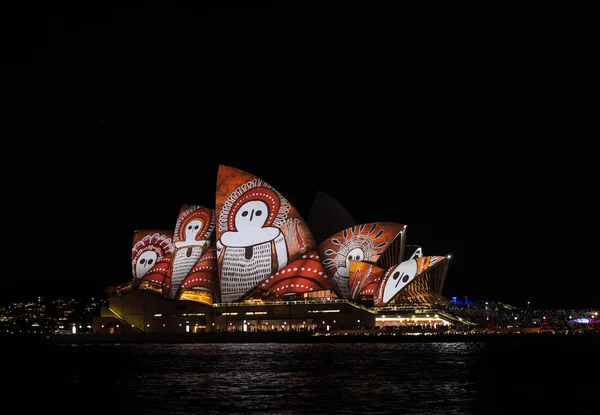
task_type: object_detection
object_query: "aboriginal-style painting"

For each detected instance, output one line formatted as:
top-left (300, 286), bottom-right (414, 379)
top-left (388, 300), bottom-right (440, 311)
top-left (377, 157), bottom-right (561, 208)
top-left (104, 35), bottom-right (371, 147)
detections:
top-left (257, 250), bottom-right (334, 296)
top-left (318, 222), bottom-right (405, 299)
top-left (416, 255), bottom-right (444, 274)
top-left (404, 245), bottom-right (423, 261)
top-left (373, 256), bottom-right (447, 306)
top-left (169, 205), bottom-right (215, 299)
top-left (359, 273), bottom-right (385, 298)
top-left (131, 230), bottom-right (174, 296)
top-left (348, 261), bottom-right (385, 300)
top-left (215, 165), bottom-right (316, 303)
top-left (179, 245), bottom-right (219, 305)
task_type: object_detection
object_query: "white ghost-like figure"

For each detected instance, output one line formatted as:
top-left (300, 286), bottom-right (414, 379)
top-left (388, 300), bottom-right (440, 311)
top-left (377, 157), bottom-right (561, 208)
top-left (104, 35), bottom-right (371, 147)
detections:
top-left (170, 210), bottom-right (213, 299)
top-left (174, 218), bottom-right (207, 249)
top-left (331, 247), bottom-right (365, 299)
top-left (381, 259), bottom-right (418, 304)
top-left (135, 250), bottom-right (158, 280)
top-left (220, 200), bottom-right (281, 247)
top-left (218, 198), bottom-right (288, 303)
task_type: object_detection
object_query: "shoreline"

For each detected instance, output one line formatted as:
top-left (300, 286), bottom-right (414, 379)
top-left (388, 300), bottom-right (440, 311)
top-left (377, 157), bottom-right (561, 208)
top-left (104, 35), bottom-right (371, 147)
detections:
top-left (31, 330), bottom-right (600, 345)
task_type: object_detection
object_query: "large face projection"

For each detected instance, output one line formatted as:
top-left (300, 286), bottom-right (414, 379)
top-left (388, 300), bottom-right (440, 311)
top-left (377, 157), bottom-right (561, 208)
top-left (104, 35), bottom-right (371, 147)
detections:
top-left (376, 259), bottom-right (418, 306)
top-left (227, 199), bottom-right (278, 245)
top-left (215, 165), bottom-right (316, 303)
top-left (318, 222), bottom-right (405, 299)
top-left (173, 205), bottom-right (215, 247)
top-left (170, 205), bottom-right (215, 299)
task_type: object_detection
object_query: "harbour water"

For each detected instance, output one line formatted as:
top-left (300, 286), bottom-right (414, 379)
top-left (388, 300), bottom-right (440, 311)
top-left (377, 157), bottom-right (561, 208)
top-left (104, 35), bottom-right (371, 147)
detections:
top-left (8, 337), bottom-right (598, 414)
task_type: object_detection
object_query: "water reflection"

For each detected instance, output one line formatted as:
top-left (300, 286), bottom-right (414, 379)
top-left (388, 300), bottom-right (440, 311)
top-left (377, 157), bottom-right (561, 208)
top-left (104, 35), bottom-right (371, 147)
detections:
top-left (31, 341), bottom-right (599, 415)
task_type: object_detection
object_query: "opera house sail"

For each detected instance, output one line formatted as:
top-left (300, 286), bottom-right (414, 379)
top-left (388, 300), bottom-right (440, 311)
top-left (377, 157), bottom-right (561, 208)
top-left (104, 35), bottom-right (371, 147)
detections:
top-left (131, 230), bottom-right (174, 296)
top-left (169, 205), bottom-right (216, 303)
top-left (215, 165), bottom-right (316, 303)
top-left (318, 222), bottom-right (405, 299)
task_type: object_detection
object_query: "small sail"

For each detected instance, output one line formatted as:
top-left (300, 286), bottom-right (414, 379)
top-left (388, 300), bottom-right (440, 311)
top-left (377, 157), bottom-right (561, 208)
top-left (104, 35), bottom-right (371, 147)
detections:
top-left (317, 222), bottom-right (405, 299)
top-left (131, 230), bottom-right (174, 296)
top-left (169, 205), bottom-right (215, 299)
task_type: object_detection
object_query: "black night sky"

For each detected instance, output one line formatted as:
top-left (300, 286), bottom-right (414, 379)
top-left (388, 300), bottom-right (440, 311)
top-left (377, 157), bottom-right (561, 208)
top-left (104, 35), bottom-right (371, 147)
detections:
top-left (6, 4), bottom-right (587, 309)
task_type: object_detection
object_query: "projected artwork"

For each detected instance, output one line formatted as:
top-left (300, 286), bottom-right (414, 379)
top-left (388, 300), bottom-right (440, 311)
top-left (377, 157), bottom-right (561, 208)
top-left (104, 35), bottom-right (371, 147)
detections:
top-left (318, 222), bottom-right (405, 299)
top-left (179, 245), bottom-right (219, 305)
top-left (121, 166), bottom-right (452, 309)
top-left (140, 257), bottom-right (173, 296)
top-left (416, 255), bottom-right (443, 274)
top-left (131, 231), bottom-right (174, 280)
top-left (131, 231), bottom-right (174, 295)
top-left (215, 165), bottom-right (316, 303)
top-left (404, 245), bottom-right (423, 261)
top-left (169, 205), bottom-right (215, 299)
top-left (257, 250), bottom-right (333, 295)
top-left (373, 256), bottom-right (447, 306)
top-left (348, 261), bottom-right (385, 300)
top-left (375, 259), bottom-right (418, 306)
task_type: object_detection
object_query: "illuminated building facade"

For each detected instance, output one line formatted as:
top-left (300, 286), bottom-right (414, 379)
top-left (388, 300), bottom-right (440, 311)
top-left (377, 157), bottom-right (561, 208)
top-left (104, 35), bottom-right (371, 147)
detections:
top-left (94, 165), bottom-right (455, 334)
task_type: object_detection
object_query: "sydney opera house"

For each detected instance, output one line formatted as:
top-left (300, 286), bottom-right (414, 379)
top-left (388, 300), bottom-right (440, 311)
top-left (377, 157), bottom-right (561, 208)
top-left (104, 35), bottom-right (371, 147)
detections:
top-left (94, 165), bottom-right (459, 334)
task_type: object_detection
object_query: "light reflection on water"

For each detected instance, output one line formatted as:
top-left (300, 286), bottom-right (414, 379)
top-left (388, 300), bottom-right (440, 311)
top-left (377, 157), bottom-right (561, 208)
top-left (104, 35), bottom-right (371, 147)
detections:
top-left (30, 340), bottom-right (600, 415)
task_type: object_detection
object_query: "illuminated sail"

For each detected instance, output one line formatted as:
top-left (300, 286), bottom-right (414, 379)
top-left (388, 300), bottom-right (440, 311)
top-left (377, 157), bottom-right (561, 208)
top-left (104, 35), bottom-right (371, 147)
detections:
top-left (131, 230), bottom-right (174, 296)
top-left (179, 245), bottom-right (219, 305)
top-left (374, 256), bottom-right (448, 306)
top-left (169, 205), bottom-right (215, 299)
top-left (348, 261), bottom-right (385, 300)
top-left (255, 250), bottom-right (334, 296)
top-left (318, 222), bottom-right (405, 299)
top-left (215, 165), bottom-right (316, 303)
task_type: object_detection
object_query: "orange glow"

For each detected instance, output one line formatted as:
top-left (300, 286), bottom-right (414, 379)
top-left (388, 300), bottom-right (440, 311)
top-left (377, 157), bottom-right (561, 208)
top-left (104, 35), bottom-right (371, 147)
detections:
top-left (215, 165), bottom-right (316, 303)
